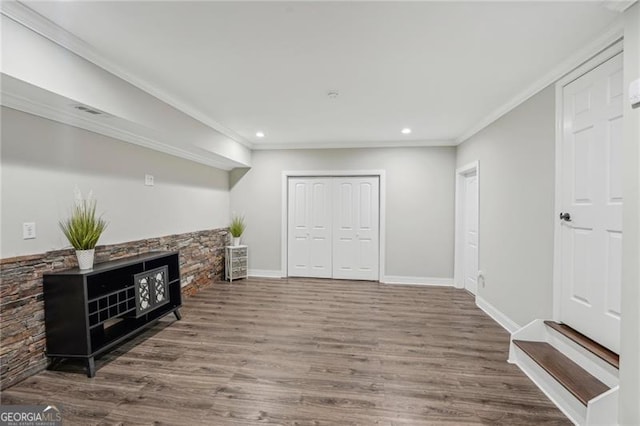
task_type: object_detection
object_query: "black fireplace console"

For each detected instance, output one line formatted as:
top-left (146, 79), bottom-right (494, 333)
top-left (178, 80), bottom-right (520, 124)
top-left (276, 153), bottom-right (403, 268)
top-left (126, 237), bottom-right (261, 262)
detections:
top-left (43, 251), bottom-right (182, 377)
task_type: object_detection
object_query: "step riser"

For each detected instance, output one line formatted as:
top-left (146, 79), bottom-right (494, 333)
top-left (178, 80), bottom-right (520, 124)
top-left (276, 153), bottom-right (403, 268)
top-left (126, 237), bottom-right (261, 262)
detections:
top-left (544, 321), bottom-right (619, 369)
top-left (547, 331), bottom-right (618, 387)
top-left (511, 344), bottom-right (585, 425)
top-left (509, 320), bottom-right (618, 387)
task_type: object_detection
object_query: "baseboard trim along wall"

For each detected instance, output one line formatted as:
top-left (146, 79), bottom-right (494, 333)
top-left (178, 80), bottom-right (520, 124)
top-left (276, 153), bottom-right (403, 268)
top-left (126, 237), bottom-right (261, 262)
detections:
top-left (246, 272), bottom-right (455, 285)
top-left (381, 276), bottom-right (454, 286)
top-left (476, 295), bottom-right (521, 334)
top-left (248, 269), bottom-right (284, 278)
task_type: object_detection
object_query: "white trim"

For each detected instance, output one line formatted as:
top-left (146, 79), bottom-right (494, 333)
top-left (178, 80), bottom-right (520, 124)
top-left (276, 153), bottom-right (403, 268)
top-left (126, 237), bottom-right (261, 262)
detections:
top-left (280, 176), bottom-right (288, 278)
top-left (554, 40), bottom-right (624, 89)
top-left (2, 1), bottom-right (627, 152)
top-left (0, 91), bottom-right (238, 171)
top-left (586, 386), bottom-right (619, 426)
top-left (282, 170), bottom-right (388, 177)
top-left (552, 40), bottom-right (624, 321)
top-left (280, 170), bottom-right (386, 281)
top-left (511, 343), bottom-right (585, 424)
top-left (248, 269), bottom-right (283, 278)
top-left (379, 173), bottom-right (387, 285)
top-left (253, 139), bottom-right (456, 150)
top-left (604, 0), bottom-right (637, 13)
top-left (476, 295), bottom-right (521, 334)
top-left (381, 276), bottom-right (453, 286)
top-left (456, 19), bottom-right (624, 144)
top-left (553, 72), bottom-right (563, 321)
top-left (454, 161), bottom-right (480, 291)
top-left (0, 1), bottom-right (252, 149)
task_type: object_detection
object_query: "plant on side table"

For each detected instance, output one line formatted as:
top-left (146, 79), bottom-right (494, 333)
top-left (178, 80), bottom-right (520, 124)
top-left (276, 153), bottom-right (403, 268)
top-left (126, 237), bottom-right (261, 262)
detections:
top-left (229, 214), bottom-right (246, 246)
top-left (59, 187), bottom-right (108, 270)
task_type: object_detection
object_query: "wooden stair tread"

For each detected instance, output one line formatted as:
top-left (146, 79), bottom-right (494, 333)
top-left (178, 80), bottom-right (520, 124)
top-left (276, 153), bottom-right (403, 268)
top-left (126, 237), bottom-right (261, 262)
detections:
top-left (513, 340), bottom-right (610, 405)
top-left (544, 321), bottom-right (619, 369)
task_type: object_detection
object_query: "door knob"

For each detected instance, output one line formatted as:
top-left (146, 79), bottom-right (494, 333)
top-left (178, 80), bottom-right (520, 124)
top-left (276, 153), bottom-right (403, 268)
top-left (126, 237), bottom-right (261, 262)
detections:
top-left (559, 212), bottom-right (571, 222)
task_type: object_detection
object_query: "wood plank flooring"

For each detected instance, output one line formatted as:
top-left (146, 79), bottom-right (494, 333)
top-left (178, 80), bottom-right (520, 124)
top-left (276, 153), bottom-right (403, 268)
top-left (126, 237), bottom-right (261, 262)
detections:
top-left (0, 278), bottom-right (569, 425)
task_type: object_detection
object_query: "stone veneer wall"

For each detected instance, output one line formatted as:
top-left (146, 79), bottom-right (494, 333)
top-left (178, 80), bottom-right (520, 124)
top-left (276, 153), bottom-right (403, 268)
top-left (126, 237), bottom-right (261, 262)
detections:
top-left (0, 228), bottom-right (229, 389)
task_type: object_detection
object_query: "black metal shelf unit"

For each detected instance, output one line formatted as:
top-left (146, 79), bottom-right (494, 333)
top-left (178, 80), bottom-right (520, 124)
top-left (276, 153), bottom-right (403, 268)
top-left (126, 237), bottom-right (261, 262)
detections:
top-left (43, 251), bottom-right (182, 377)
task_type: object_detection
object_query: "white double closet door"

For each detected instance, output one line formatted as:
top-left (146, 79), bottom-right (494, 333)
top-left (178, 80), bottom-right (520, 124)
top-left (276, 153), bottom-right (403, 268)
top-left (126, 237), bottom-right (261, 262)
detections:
top-left (287, 176), bottom-right (379, 281)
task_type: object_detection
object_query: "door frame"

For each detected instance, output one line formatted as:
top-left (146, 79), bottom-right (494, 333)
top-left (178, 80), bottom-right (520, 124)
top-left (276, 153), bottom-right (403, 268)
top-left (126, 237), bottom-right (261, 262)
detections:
top-left (281, 170), bottom-right (386, 280)
top-left (552, 40), bottom-right (624, 320)
top-left (454, 161), bottom-right (480, 292)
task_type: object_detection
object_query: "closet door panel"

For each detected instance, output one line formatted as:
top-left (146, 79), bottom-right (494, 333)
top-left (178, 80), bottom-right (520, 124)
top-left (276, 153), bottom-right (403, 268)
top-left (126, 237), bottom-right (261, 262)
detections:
top-left (287, 178), bottom-right (332, 277)
top-left (333, 177), bottom-right (379, 280)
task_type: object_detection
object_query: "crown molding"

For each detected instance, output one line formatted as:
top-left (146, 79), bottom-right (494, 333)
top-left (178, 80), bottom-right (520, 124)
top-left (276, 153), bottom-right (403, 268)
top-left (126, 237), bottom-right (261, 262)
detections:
top-left (252, 138), bottom-right (456, 150)
top-left (604, 0), bottom-right (637, 13)
top-left (1, 0), bottom-right (254, 150)
top-left (0, 90), bottom-right (239, 171)
top-left (3, 1), bottom-right (629, 153)
top-left (456, 18), bottom-right (625, 144)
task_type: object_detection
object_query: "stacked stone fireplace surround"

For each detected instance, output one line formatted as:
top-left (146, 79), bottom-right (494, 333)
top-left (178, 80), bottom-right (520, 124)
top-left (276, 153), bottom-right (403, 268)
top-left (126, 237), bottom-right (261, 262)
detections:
top-left (0, 228), bottom-right (229, 389)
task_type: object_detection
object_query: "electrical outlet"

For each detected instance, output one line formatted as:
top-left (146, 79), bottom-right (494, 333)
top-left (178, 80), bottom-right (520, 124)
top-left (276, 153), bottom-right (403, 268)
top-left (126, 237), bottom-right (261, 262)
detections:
top-left (478, 270), bottom-right (485, 288)
top-left (23, 222), bottom-right (36, 239)
top-left (145, 174), bottom-right (154, 186)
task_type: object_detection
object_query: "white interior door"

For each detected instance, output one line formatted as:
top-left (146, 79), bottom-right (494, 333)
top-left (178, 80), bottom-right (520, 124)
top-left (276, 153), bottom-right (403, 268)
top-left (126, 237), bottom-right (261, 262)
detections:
top-left (463, 172), bottom-right (479, 295)
top-left (559, 53), bottom-right (623, 353)
top-left (287, 178), bottom-right (332, 278)
top-left (332, 177), bottom-right (380, 280)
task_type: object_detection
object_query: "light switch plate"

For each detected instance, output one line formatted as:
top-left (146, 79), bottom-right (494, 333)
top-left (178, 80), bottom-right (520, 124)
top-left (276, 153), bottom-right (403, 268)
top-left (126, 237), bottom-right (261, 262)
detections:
top-left (145, 174), bottom-right (154, 186)
top-left (23, 222), bottom-right (36, 239)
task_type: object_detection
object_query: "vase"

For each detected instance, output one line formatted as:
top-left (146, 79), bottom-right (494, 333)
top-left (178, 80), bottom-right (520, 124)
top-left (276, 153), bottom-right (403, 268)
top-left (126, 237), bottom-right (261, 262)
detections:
top-left (76, 249), bottom-right (95, 270)
top-left (232, 237), bottom-right (241, 246)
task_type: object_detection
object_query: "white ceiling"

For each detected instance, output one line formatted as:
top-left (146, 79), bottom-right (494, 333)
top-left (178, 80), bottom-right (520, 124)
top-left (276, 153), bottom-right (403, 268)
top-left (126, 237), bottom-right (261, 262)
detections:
top-left (23, 1), bottom-right (622, 149)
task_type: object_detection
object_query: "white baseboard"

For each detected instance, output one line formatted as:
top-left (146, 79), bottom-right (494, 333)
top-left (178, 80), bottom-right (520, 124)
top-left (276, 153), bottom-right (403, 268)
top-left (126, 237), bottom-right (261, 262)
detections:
top-left (381, 276), bottom-right (454, 286)
top-left (248, 269), bottom-right (283, 278)
top-left (248, 272), bottom-right (454, 285)
top-left (476, 295), bottom-right (521, 334)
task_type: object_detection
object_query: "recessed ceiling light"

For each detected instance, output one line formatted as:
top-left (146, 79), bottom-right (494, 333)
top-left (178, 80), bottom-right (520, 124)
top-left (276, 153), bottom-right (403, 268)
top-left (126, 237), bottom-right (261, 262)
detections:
top-left (256, 131), bottom-right (265, 138)
top-left (401, 128), bottom-right (412, 135)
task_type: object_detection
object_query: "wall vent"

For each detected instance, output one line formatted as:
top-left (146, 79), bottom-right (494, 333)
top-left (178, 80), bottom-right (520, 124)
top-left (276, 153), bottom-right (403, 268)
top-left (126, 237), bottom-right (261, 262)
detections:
top-left (73, 105), bottom-right (103, 115)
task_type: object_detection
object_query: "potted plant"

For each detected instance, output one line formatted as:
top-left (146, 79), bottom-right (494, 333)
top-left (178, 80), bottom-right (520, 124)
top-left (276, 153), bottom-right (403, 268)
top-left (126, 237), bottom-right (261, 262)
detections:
top-left (59, 188), bottom-right (108, 270)
top-left (229, 214), bottom-right (246, 246)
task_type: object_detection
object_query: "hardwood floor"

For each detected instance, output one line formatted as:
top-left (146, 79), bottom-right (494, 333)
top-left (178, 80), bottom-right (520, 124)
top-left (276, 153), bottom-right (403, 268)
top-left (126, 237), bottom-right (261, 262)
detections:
top-left (0, 278), bottom-right (569, 425)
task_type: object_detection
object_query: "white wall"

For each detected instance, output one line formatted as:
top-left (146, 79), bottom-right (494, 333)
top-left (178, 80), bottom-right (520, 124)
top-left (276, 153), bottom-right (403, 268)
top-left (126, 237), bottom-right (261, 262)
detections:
top-left (229, 147), bottom-right (456, 279)
top-left (456, 86), bottom-right (556, 327)
top-left (620, 3), bottom-right (640, 424)
top-left (1, 107), bottom-right (230, 258)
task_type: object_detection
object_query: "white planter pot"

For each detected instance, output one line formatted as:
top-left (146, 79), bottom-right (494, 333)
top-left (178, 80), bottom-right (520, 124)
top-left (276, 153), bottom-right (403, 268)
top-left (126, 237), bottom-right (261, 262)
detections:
top-left (76, 249), bottom-right (95, 270)
top-left (232, 237), bottom-right (241, 246)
